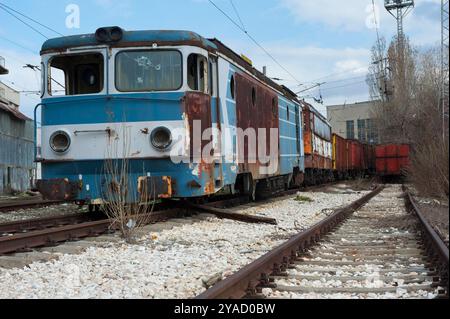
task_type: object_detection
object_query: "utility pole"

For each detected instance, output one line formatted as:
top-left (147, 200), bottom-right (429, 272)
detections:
top-left (384, 1), bottom-right (414, 100)
top-left (373, 57), bottom-right (392, 102)
top-left (441, 0), bottom-right (449, 143)
top-left (384, 0), bottom-right (415, 43)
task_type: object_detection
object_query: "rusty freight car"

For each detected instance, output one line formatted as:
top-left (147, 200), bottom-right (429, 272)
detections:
top-left (332, 133), bottom-right (349, 179)
top-left (375, 144), bottom-right (410, 177)
top-left (302, 101), bottom-right (333, 185)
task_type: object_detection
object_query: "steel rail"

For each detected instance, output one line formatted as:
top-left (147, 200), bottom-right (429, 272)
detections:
top-left (185, 202), bottom-right (278, 225)
top-left (403, 189), bottom-right (449, 296)
top-left (0, 212), bottom-right (104, 234)
top-left (196, 185), bottom-right (384, 299)
top-left (0, 201), bottom-right (175, 234)
top-left (0, 209), bottom-right (183, 255)
top-left (0, 199), bottom-right (64, 212)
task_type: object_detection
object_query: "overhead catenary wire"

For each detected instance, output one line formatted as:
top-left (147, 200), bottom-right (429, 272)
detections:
top-left (290, 74), bottom-right (368, 92)
top-left (23, 64), bottom-right (65, 89)
top-left (320, 79), bottom-right (368, 92)
top-left (208, 0), bottom-right (303, 86)
top-left (309, 66), bottom-right (370, 83)
top-left (0, 79), bottom-right (40, 102)
top-left (0, 50), bottom-right (65, 90)
top-left (0, 2), bottom-right (64, 37)
top-left (296, 82), bottom-right (325, 95)
top-left (0, 35), bottom-right (39, 54)
top-left (323, 74), bottom-right (367, 85)
top-left (229, 0), bottom-right (246, 31)
top-left (209, 0), bottom-right (371, 105)
top-left (0, 4), bottom-right (49, 39)
top-left (284, 68), bottom-right (370, 96)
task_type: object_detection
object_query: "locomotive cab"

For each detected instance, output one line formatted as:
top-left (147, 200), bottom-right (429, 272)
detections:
top-left (36, 27), bottom-right (305, 204)
top-left (37, 28), bottom-right (222, 203)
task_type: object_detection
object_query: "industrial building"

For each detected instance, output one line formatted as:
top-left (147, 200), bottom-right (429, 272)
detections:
top-left (0, 57), bottom-right (35, 194)
top-left (0, 56), bottom-right (8, 75)
top-left (327, 100), bottom-right (380, 144)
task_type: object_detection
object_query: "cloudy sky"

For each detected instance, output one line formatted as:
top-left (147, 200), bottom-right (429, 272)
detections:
top-left (0, 0), bottom-right (442, 117)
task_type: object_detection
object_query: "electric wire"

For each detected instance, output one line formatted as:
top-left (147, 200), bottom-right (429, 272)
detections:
top-left (0, 2), bottom-right (64, 37)
top-left (0, 4), bottom-right (49, 39)
top-left (208, 0), bottom-right (302, 86)
top-left (229, 0), bottom-right (246, 31)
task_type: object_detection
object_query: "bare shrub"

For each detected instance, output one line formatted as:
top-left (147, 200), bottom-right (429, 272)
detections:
top-left (101, 126), bottom-right (156, 243)
top-left (368, 36), bottom-right (449, 200)
top-left (409, 140), bottom-right (449, 200)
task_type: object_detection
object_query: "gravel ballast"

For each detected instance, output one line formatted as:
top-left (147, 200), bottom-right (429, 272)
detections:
top-left (0, 184), bottom-right (369, 299)
top-left (0, 204), bottom-right (87, 223)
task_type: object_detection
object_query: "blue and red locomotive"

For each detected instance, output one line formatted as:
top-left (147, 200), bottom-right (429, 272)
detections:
top-left (36, 27), bottom-right (392, 204)
top-left (36, 27), bottom-right (308, 203)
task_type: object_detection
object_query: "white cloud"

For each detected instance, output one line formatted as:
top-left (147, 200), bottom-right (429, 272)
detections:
top-left (281, 0), bottom-right (441, 46)
top-left (333, 60), bottom-right (368, 75)
top-left (222, 38), bottom-right (372, 114)
top-left (281, 0), bottom-right (374, 31)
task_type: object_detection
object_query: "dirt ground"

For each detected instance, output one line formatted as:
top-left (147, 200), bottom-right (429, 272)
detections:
top-left (415, 199), bottom-right (449, 246)
top-left (310, 178), bottom-right (377, 194)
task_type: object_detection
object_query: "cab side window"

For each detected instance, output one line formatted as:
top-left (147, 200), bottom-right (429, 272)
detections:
top-left (49, 53), bottom-right (104, 96)
top-left (187, 54), bottom-right (208, 94)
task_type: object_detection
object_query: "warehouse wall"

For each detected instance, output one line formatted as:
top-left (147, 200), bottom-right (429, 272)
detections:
top-left (0, 109), bottom-right (35, 194)
top-left (326, 101), bottom-right (379, 144)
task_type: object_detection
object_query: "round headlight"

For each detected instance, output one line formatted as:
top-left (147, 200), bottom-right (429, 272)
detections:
top-left (50, 131), bottom-right (71, 154)
top-left (109, 27), bottom-right (123, 42)
top-left (151, 127), bottom-right (172, 151)
top-left (95, 28), bottom-right (109, 42)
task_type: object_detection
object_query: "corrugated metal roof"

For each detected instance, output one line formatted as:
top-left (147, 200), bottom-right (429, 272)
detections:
top-left (0, 101), bottom-right (31, 121)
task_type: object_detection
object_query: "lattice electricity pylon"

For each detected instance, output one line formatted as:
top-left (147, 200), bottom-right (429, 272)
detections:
top-left (441, 0), bottom-right (449, 141)
top-left (384, 0), bottom-right (415, 40)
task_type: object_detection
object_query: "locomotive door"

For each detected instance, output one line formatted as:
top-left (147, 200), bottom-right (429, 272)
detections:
top-left (295, 105), bottom-right (301, 157)
top-left (208, 55), bottom-right (223, 189)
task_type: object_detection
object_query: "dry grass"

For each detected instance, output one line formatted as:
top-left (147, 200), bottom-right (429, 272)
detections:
top-left (101, 126), bottom-right (156, 243)
top-left (369, 37), bottom-right (449, 201)
top-left (408, 141), bottom-right (449, 200)
top-left (294, 195), bottom-right (314, 203)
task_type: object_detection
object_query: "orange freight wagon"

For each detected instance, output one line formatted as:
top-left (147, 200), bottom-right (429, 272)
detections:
top-left (375, 144), bottom-right (410, 176)
top-left (332, 134), bottom-right (349, 179)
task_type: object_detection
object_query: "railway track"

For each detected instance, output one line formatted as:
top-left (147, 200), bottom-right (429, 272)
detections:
top-left (0, 181), bottom-right (345, 253)
top-left (0, 209), bottom-right (187, 255)
top-left (0, 199), bottom-right (64, 213)
top-left (197, 185), bottom-right (449, 299)
top-left (0, 212), bottom-right (105, 235)
top-left (0, 181), bottom-right (373, 267)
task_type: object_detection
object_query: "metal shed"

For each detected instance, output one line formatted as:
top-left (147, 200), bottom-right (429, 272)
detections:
top-left (0, 98), bottom-right (35, 194)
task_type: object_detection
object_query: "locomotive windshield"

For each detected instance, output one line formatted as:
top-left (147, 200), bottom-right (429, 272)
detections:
top-left (48, 53), bottom-right (104, 96)
top-left (115, 50), bottom-right (182, 92)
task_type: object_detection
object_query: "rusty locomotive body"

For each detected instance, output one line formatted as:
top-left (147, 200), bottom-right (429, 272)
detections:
top-left (34, 27), bottom-right (396, 204)
top-left (36, 27), bottom-right (308, 203)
